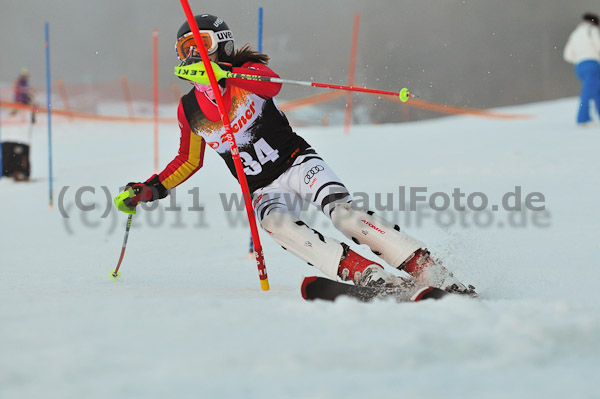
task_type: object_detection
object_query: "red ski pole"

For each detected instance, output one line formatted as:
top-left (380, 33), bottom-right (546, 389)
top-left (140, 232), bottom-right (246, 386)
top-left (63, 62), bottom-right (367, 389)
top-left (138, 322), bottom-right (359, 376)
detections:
top-left (175, 64), bottom-right (414, 102)
top-left (178, 0), bottom-right (269, 291)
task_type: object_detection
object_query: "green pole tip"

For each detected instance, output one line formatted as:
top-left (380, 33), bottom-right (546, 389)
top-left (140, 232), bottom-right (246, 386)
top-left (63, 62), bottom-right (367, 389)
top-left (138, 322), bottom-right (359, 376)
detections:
top-left (399, 87), bottom-right (410, 103)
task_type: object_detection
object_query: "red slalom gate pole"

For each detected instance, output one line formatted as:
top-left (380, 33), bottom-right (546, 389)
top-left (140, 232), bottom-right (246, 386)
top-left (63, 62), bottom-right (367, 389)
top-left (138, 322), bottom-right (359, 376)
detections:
top-left (179, 0), bottom-right (270, 291)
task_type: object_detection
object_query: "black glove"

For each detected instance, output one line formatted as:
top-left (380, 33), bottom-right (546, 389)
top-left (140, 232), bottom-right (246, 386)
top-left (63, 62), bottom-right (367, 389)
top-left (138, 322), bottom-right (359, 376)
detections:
top-left (122, 175), bottom-right (168, 210)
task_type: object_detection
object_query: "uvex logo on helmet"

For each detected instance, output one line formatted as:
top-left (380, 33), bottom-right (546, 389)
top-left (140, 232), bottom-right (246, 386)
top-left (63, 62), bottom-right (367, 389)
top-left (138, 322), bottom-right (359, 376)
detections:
top-left (213, 17), bottom-right (224, 27)
top-left (217, 31), bottom-right (233, 41)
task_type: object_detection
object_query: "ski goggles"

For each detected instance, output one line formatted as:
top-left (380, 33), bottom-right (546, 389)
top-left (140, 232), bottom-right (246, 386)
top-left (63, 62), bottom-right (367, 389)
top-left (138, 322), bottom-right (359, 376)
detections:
top-left (175, 30), bottom-right (234, 61)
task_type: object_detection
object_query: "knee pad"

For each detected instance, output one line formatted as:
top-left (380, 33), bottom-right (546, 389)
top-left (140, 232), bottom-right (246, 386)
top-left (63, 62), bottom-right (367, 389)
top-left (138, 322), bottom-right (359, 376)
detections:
top-left (330, 203), bottom-right (422, 268)
top-left (260, 212), bottom-right (343, 280)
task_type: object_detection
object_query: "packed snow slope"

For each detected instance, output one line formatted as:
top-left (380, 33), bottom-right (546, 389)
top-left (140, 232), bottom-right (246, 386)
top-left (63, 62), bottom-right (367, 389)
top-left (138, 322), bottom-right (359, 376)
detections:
top-left (1, 98), bottom-right (599, 398)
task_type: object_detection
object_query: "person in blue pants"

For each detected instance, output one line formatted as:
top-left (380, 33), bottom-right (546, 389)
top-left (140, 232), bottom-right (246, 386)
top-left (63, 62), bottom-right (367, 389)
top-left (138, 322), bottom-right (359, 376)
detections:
top-left (563, 13), bottom-right (600, 126)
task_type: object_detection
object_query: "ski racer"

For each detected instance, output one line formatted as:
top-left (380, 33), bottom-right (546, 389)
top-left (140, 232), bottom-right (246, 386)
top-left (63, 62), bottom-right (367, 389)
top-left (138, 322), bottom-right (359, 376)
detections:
top-left (114, 14), bottom-right (474, 294)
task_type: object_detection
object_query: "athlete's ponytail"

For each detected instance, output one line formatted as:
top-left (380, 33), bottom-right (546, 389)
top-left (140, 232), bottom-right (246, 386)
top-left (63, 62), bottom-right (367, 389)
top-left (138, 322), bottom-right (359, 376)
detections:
top-left (229, 44), bottom-right (270, 67)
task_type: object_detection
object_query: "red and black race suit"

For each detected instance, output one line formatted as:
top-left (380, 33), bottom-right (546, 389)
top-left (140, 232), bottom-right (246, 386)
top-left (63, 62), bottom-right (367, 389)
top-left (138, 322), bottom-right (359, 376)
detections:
top-left (155, 62), bottom-right (309, 193)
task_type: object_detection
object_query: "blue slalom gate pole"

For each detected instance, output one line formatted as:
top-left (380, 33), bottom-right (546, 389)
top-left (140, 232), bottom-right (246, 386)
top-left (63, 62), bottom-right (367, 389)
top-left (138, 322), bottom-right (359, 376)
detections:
top-left (249, 7), bottom-right (264, 256)
top-left (45, 22), bottom-right (54, 208)
top-left (0, 99), bottom-right (3, 177)
top-left (258, 7), bottom-right (263, 52)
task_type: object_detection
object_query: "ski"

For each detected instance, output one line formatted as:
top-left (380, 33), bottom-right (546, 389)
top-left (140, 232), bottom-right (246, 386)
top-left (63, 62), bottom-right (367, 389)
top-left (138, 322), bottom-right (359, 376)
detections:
top-left (300, 276), bottom-right (448, 303)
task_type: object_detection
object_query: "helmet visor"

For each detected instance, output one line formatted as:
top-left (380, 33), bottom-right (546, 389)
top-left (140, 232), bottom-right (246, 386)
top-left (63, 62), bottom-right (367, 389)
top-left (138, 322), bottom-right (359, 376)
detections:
top-left (175, 30), bottom-right (233, 61)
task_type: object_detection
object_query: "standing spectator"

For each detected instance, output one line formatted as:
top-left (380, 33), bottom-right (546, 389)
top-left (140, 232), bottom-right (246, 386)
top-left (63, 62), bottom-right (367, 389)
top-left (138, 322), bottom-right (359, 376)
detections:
top-left (14, 68), bottom-right (32, 105)
top-left (5, 68), bottom-right (34, 181)
top-left (563, 13), bottom-right (600, 126)
top-left (11, 68), bottom-right (35, 123)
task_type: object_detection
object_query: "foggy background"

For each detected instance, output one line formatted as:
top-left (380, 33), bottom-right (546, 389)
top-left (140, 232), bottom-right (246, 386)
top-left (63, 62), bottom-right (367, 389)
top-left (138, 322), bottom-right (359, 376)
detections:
top-left (1, 0), bottom-right (598, 124)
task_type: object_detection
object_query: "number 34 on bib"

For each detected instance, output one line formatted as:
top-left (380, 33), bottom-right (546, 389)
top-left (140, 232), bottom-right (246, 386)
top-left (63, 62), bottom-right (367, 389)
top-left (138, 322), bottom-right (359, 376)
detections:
top-left (240, 138), bottom-right (280, 175)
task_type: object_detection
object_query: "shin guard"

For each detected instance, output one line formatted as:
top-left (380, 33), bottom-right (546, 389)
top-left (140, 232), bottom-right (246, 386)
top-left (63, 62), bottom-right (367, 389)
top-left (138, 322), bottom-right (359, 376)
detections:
top-left (331, 203), bottom-right (423, 268)
top-left (260, 212), bottom-right (343, 280)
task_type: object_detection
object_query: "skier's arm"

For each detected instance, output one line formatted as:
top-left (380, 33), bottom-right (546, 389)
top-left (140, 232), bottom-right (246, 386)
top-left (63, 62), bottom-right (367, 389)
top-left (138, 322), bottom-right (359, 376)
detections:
top-left (114, 102), bottom-right (206, 213)
top-left (227, 62), bottom-right (282, 99)
top-left (157, 102), bottom-right (207, 190)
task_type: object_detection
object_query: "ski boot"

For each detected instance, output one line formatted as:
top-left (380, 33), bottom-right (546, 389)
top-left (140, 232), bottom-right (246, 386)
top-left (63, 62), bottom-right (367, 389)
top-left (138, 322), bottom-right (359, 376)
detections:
top-left (337, 244), bottom-right (444, 301)
top-left (338, 243), bottom-right (409, 288)
top-left (401, 249), bottom-right (477, 295)
top-left (338, 244), bottom-right (395, 287)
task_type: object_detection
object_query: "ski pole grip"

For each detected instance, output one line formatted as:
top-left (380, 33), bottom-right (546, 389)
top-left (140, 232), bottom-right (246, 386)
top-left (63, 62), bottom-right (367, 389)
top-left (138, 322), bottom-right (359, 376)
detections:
top-left (114, 189), bottom-right (137, 214)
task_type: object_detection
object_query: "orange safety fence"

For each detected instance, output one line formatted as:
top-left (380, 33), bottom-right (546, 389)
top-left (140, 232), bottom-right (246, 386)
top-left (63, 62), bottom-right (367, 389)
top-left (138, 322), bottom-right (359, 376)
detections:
top-left (0, 93), bottom-right (345, 123)
top-left (0, 100), bottom-right (177, 123)
top-left (0, 79), bottom-right (181, 116)
top-left (279, 91), bottom-right (345, 112)
top-left (0, 78), bottom-right (533, 125)
top-left (370, 92), bottom-right (533, 120)
top-left (0, 85), bottom-right (345, 124)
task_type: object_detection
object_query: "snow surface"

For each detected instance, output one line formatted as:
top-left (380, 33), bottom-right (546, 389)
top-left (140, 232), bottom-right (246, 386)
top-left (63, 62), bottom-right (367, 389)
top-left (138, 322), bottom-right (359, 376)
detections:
top-left (1, 98), bottom-right (599, 398)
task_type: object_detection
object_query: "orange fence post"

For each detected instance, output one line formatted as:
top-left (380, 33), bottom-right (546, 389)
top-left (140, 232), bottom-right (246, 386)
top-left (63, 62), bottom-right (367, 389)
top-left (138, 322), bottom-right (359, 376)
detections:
top-left (56, 78), bottom-right (73, 121)
top-left (120, 75), bottom-right (135, 119)
top-left (153, 29), bottom-right (159, 174)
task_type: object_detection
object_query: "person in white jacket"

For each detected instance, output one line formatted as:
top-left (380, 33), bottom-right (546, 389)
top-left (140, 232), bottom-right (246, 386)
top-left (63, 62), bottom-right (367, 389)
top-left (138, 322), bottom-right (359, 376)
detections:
top-left (563, 13), bottom-right (600, 126)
